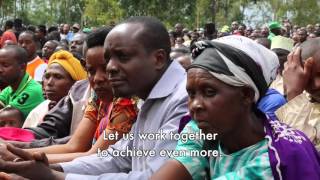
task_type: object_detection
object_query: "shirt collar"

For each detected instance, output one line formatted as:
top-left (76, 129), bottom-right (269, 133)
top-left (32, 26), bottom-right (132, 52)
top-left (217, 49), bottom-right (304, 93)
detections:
top-left (146, 61), bottom-right (186, 100)
top-left (27, 56), bottom-right (41, 65)
top-left (11, 73), bottom-right (30, 95)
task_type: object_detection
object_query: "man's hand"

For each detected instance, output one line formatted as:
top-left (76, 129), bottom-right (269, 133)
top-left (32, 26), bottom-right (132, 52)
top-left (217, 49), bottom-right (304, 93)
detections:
top-left (6, 141), bottom-right (31, 149)
top-left (0, 172), bottom-right (29, 180)
top-left (0, 159), bottom-right (55, 180)
top-left (0, 144), bottom-right (19, 161)
top-left (283, 47), bottom-right (314, 101)
top-left (0, 145), bottom-right (59, 180)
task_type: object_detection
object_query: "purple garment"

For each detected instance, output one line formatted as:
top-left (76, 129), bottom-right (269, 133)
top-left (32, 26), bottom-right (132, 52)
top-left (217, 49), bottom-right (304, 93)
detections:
top-left (178, 112), bottom-right (320, 179)
top-left (265, 116), bottom-right (320, 180)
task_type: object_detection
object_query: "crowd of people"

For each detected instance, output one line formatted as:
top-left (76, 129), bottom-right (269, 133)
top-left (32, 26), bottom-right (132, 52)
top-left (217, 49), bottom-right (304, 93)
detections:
top-left (0, 16), bottom-right (319, 179)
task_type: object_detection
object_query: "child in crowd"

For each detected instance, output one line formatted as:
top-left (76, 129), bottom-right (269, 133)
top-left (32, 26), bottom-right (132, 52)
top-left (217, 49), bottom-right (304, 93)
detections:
top-left (0, 107), bottom-right (24, 128)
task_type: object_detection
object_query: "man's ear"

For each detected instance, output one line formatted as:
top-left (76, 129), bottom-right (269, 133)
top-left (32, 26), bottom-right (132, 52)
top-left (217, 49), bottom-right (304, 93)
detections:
top-left (240, 86), bottom-right (255, 106)
top-left (20, 63), bottom-right (27, 72)
top-left (152, 49), bottom-right (167, 70)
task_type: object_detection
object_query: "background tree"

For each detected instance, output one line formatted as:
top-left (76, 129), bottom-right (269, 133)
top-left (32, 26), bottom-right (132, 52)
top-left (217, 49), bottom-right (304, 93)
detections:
top-left (83, 0), bottom-right (123, 26)
top-left (119, 0), bottom-right (196, 28)
top-left (0, 0), bottom-right (320, 30)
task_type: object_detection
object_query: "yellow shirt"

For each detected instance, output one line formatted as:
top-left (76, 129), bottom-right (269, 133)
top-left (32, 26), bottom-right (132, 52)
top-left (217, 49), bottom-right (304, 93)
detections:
top-left (270, 74), bottom-right (284, 95)
top-left (276, 93), bottom-right (320, 150)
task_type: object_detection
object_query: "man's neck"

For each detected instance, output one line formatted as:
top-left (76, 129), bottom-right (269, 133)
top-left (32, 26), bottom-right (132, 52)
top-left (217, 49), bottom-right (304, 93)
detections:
top-left (11, 73), bottom-right (25, 92)
top-left (28, 54), bottom-right (37, 62)
top-left (139, 66), bottom-right (170, 100)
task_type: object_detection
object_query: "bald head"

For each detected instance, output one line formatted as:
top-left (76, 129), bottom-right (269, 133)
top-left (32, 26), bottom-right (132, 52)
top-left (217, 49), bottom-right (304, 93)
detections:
top-left (0, 45), bottom-right (28, 64)
top-left (118, 16), bottom-right (171, 60)
top-left (255, 38), bottom-right (271, 49)
top-left (175, 55), bottom-right (191, 70)
top-left (300, 37), bottom-right (320, 61)
top-left (70, 33), bottom-right (87, 56)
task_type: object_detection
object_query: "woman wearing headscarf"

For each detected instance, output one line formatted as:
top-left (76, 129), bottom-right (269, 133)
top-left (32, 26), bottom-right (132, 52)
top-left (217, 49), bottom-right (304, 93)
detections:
top-left (23, 50), bottom-right (87, 128)
top-left (0, 50), bottom-right (86, 142)
top-left (152, 36), bottom-right (320, 180)
top-left (23, 34), bottom-right (138, 164)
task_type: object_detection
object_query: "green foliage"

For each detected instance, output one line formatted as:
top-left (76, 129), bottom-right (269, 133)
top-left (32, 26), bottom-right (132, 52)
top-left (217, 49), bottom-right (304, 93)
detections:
top-left (195, 0), bottom-right (213, 28)
top-left (83, 0), bottom-right (123, 26)
top-left (286, 0), bottom-right (320, 25)
top-left (0, 0), bottom-right (319, 29)
top-left (119, 0), bottom-right (196, 28)
top-left (0, 0), bottom-right (85, 26)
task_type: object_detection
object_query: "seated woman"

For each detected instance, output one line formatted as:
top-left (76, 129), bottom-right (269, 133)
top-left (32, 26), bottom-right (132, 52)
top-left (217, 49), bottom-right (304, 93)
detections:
top-left (23, 50), bottom-right (87, 128)
top-left (152, 36), bottom-right (320, 180)
top-left (24, 33), bottom-right (138, 164)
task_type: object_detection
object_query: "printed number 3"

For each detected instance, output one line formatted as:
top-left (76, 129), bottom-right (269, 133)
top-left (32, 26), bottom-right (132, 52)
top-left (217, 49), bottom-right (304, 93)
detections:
top-left (18, 93), bottom-right (29, 105)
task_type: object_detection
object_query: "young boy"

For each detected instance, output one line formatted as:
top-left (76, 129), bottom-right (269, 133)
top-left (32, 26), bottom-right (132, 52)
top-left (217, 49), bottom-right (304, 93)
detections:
top-left (0, 107), bottom-right (24, 128)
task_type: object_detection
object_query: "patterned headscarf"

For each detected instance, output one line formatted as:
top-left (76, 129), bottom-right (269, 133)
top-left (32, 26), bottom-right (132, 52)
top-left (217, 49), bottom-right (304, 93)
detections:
top-left (189, 35), bottom-right (279, 102)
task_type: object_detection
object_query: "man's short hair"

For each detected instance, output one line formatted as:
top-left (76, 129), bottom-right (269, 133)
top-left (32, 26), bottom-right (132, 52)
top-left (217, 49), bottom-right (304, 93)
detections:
top-left (26, 26), bottom-right (36, 33)
top-left (171, 47), bottom-right (190, 54)
top-left (20, 30), bottom-right (38, 42)
top-left (19, 30), bottom-right (37, 42)
top-left (48, 26), bottom-right (58, 33)
top-left (2, 45), bottom-right (28, 64)
top-left (300, 37), bottom-right (320, 61)
top-left (255, 38), bottom-right (271, 49)
top-left (47, 31), bottom-right (61, 41)
top-left (45, 40), bottom-right (60, 48)
top-left (272, 48), bottom-right (290, 72)
top-left (5, 20), bottom-right (14, 29)
top-left (38, 25), bottom-right (47, 35)
top-left (121, 16), bottom-right (171, 60)
top-left (86, 27), bottom-right (112, 48)
top-left (14, 19), bottom-right (22, 28)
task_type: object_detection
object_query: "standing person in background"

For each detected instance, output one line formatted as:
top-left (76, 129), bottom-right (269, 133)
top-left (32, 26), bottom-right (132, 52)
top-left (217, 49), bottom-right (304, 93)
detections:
top-left (71, 24), bottom-right (80, 34)
top-left (18, 31), bottom-right (47, 82)
top-left (42, 40), bottom-right (59, 63)
top-left (35, 25), bottom-right (47, 49)
top-left (69, 33), bottom-right (87, 61)
top-left (297, 28), bottom-right (308, 45)
top-left (237, 24), bottom-right (246, 36)
top-left (60, 24), bottom-right (70, 42)
top-left (268, 21), bottom-right (282, 40)
top-left (0, 20), bottom-right (17, 48)
top-left (204, 22), bottom-right (217, 40)
top-left (65, 23), bottom-right (81, 43)
top-left (173, 23), bottom-right (184, 38)
top-left (306, 24), bottom-right (315, 35)
top-left (13, 19), bottom-right (24, 39)
top-left (231, 21), bottom-right (239, 33)
top-left (269, 36), bottom-right (294, 95)
top-left (261, 25), bottom-right (269, 38)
